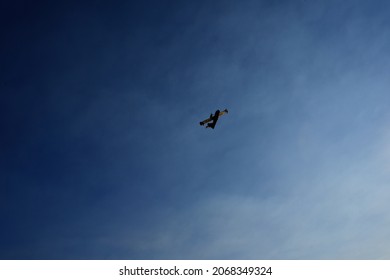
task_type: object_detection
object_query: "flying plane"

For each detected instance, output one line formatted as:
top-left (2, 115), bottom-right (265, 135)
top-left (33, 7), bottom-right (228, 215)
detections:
top-left (199, 109), bottom-right (228, 129)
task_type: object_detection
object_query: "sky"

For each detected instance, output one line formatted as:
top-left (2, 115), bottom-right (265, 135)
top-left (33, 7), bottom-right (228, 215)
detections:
top-left (1, 0), bottom-right (390, 259)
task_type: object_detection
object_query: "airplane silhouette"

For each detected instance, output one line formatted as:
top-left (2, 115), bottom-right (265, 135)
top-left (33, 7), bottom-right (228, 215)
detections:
top-left (199, 109), bottom-right (228, 129)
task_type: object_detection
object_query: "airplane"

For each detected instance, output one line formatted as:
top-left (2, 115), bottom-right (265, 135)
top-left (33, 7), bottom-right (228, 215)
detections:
top-left (199, 109), bottom-right (228, 129)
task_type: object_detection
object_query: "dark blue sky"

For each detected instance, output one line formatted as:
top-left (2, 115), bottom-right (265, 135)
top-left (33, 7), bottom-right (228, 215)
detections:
top-left (2, 0), bottom-right (390, 259)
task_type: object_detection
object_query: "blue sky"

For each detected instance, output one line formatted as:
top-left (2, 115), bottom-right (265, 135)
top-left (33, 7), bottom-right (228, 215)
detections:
top-left (2, 0), bottom-right (390, 259)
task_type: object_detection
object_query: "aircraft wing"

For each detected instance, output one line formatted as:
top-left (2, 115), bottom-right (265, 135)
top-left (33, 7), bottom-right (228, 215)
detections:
top-left (200, 116), bottom-right (213, 126)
